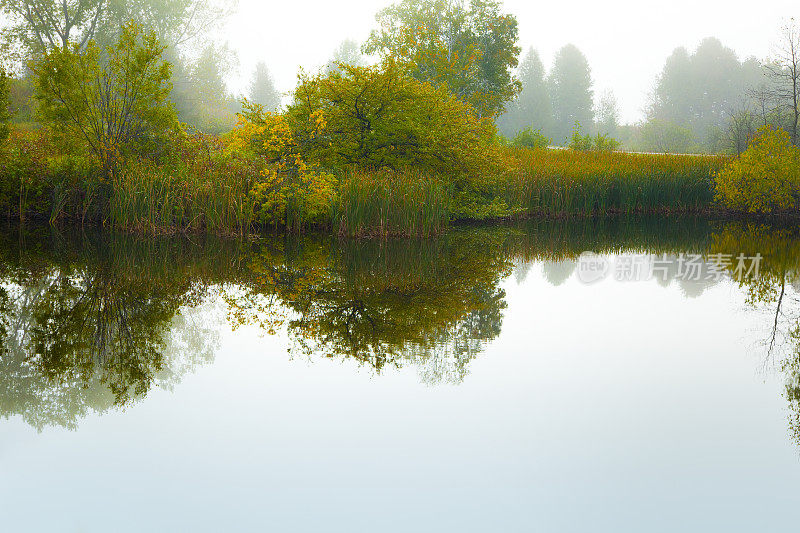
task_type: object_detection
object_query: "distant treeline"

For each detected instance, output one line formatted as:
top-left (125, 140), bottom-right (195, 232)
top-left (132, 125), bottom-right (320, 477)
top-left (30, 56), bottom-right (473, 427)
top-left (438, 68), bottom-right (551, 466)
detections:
top-left (497, 31), bottom-right (800, 154)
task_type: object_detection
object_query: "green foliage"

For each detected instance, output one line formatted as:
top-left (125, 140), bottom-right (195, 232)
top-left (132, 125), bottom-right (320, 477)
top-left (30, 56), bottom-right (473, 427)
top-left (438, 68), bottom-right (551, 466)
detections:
top-left (568, 124), bottom-right (620, 152)
top-left (0, 65), bottom-right (10, 143)
top-left (33, 21), bottom-right (177, 173)
top-left (247, 167), bottom-right (337, 232)
top-left (636, 119), bottom-right (698, 154)
top-left (714, 126), bottom-right (800, 214)
top-left (364, 0), bottom-right (521, 117)
top-left (512, 127), bottom-right (550, 149)
top-left (283, 60), bottom-right (499, 177)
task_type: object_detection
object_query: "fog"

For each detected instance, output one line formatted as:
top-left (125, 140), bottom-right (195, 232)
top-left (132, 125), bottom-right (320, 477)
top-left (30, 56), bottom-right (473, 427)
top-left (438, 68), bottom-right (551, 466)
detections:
top-left (225, 0), bottom-right (798, 123)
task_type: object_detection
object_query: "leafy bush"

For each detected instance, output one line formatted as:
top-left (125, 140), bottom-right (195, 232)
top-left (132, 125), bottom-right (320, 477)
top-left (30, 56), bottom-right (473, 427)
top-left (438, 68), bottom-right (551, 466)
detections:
top-left (568, 124), bottom-right (620, 152)
top-left (0, 66), bottom-right (10, 143)
top-left (714, 126), bottom-right (800, 214)
top-left (248, 167), bottom-right (337, 232)
top-left (513, 127), bottom-right (550, 149)
top-left (636, 119), bottom-right (698, 154)
top-left (283, 60), bottom-right (500, 177)
top-left (33, 21), bottom-right (177, 174)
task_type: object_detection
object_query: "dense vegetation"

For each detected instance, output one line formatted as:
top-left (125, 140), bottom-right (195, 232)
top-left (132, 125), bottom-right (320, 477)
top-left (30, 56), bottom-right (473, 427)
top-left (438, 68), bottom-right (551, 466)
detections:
top-left (0, 0), bottom-right (797, 235)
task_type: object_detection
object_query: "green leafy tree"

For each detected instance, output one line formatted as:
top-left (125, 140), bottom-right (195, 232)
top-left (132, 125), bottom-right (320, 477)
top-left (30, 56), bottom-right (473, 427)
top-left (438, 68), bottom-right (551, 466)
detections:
top-left (549, 44), bottom-right (594, 144)
top-left (249, 61), bottom-right (280, 111)
top-left (280, 60), bottom-right (498, 175)
top-left (497, 47), bottom-right (552, 136)
top-left (0, 0), bottom-right (105, 54)
top-left (0, 65), bottom-right (11, 143)
top-left (364, 0), bottom-right (521, 117)
top-left (33, 21), bottom-right (176, 173)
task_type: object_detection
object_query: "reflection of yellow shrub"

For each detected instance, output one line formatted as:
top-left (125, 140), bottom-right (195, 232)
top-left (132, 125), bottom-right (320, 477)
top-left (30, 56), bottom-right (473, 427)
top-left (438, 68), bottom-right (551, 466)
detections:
top-left (714, 127), bottom-right (800, 214)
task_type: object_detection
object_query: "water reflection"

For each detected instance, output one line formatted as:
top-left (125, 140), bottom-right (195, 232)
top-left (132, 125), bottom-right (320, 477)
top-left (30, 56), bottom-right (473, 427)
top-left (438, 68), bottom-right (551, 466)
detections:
top-left (1, 218), bottom-right (800, 436)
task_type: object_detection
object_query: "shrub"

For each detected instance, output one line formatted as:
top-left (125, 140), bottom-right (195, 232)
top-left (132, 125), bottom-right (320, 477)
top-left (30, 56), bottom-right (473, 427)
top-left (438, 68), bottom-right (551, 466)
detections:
top-left (248, 166), bottom-right (337, 232)
top-left (33, 21), bottom-right (177, 174)
top-left (513, 127), bottom-right (550, 149)
top-left (714, 126), bottom-right (800, 214)
top-left (283, 60), bottom-right (500, 178)
top-left (568, 124), bottom-right (620, 152)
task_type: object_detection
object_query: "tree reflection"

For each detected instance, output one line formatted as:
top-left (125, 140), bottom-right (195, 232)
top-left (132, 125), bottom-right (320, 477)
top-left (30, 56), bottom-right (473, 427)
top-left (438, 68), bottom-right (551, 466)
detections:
top-left (227, 232), bottom-right (512, 382)
top-left (710, 222), bottom-right (800, 446)
top-left (0, 230), bottom-right (237, 429)
top-left (3, 218), bottom-right (800, 436)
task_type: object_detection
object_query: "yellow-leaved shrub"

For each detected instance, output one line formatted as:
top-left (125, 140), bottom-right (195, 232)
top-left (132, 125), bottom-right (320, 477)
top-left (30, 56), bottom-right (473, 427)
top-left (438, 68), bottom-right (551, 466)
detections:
top-left (714, 127), bottom-right (800, 214)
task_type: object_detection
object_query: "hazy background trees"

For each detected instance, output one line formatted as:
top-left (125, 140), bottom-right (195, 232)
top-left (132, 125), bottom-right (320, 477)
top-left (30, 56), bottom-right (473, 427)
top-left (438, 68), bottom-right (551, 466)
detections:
top-left (644, 37), bottom-right (763, 152)
top-left (548, 44), bottom-right (594, 144)
top-left (496, 47), bottom-right (551, 138)
top-left (325, 39), bottom-right (365, 74)
top-left (496, 43), bottom-right (595, 146)
top-left (249, 61), bottom-right (280, 111)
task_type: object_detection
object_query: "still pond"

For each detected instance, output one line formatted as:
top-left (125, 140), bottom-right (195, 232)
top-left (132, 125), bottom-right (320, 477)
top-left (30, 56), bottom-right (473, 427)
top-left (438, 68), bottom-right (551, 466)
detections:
top-left (1, 217), bottom-right (799, 532)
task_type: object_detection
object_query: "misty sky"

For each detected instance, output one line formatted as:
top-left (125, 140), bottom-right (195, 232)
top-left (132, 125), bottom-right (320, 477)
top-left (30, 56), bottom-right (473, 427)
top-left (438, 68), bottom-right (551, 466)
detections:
top-left (226, 0), bottom-right (798, 123)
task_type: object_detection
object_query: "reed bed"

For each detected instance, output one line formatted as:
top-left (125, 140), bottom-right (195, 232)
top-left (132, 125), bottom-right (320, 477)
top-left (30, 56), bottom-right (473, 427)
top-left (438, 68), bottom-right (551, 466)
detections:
top-left (335, 169), bottom-right (451, 237)
top-left (503, 148), bottom-right (725, 216)
top-left (109, 153), bottom-right (258, 235)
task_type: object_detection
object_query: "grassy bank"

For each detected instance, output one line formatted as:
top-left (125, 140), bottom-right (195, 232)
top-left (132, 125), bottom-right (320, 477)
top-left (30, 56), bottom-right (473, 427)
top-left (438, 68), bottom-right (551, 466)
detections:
top-left (502, 148), bottom-right (724, 216)
top-left (0, 127), bottom-right (727, 236)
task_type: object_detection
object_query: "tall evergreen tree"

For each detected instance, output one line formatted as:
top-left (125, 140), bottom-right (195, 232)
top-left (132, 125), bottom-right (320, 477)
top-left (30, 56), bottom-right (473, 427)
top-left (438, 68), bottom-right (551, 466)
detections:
top-left (249, 61), bottom-right (280, 111)
top-left (548, 44), bottom-right (593, 144)
top-left (496, 47), bottom-right (552, 137)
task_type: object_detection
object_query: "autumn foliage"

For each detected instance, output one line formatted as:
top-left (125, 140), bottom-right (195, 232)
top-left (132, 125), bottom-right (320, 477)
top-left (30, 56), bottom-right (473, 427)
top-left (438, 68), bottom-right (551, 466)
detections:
top-left (714, 127), bottom-right (800, 214)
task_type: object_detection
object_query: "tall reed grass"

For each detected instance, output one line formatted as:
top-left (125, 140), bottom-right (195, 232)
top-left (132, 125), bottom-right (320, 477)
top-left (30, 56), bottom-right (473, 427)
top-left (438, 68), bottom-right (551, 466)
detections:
top-left (109, 136), bottom-right (258, 235)
top-left (503, 148), bottom-right (725, 216)
top-left (335, 169), bottom-right (451, 237)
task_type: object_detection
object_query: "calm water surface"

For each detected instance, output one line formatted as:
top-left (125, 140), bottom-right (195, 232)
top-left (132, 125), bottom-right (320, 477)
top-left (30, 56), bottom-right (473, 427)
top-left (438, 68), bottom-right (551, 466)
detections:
top-left (1, 218), bottom-right (799, 532)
